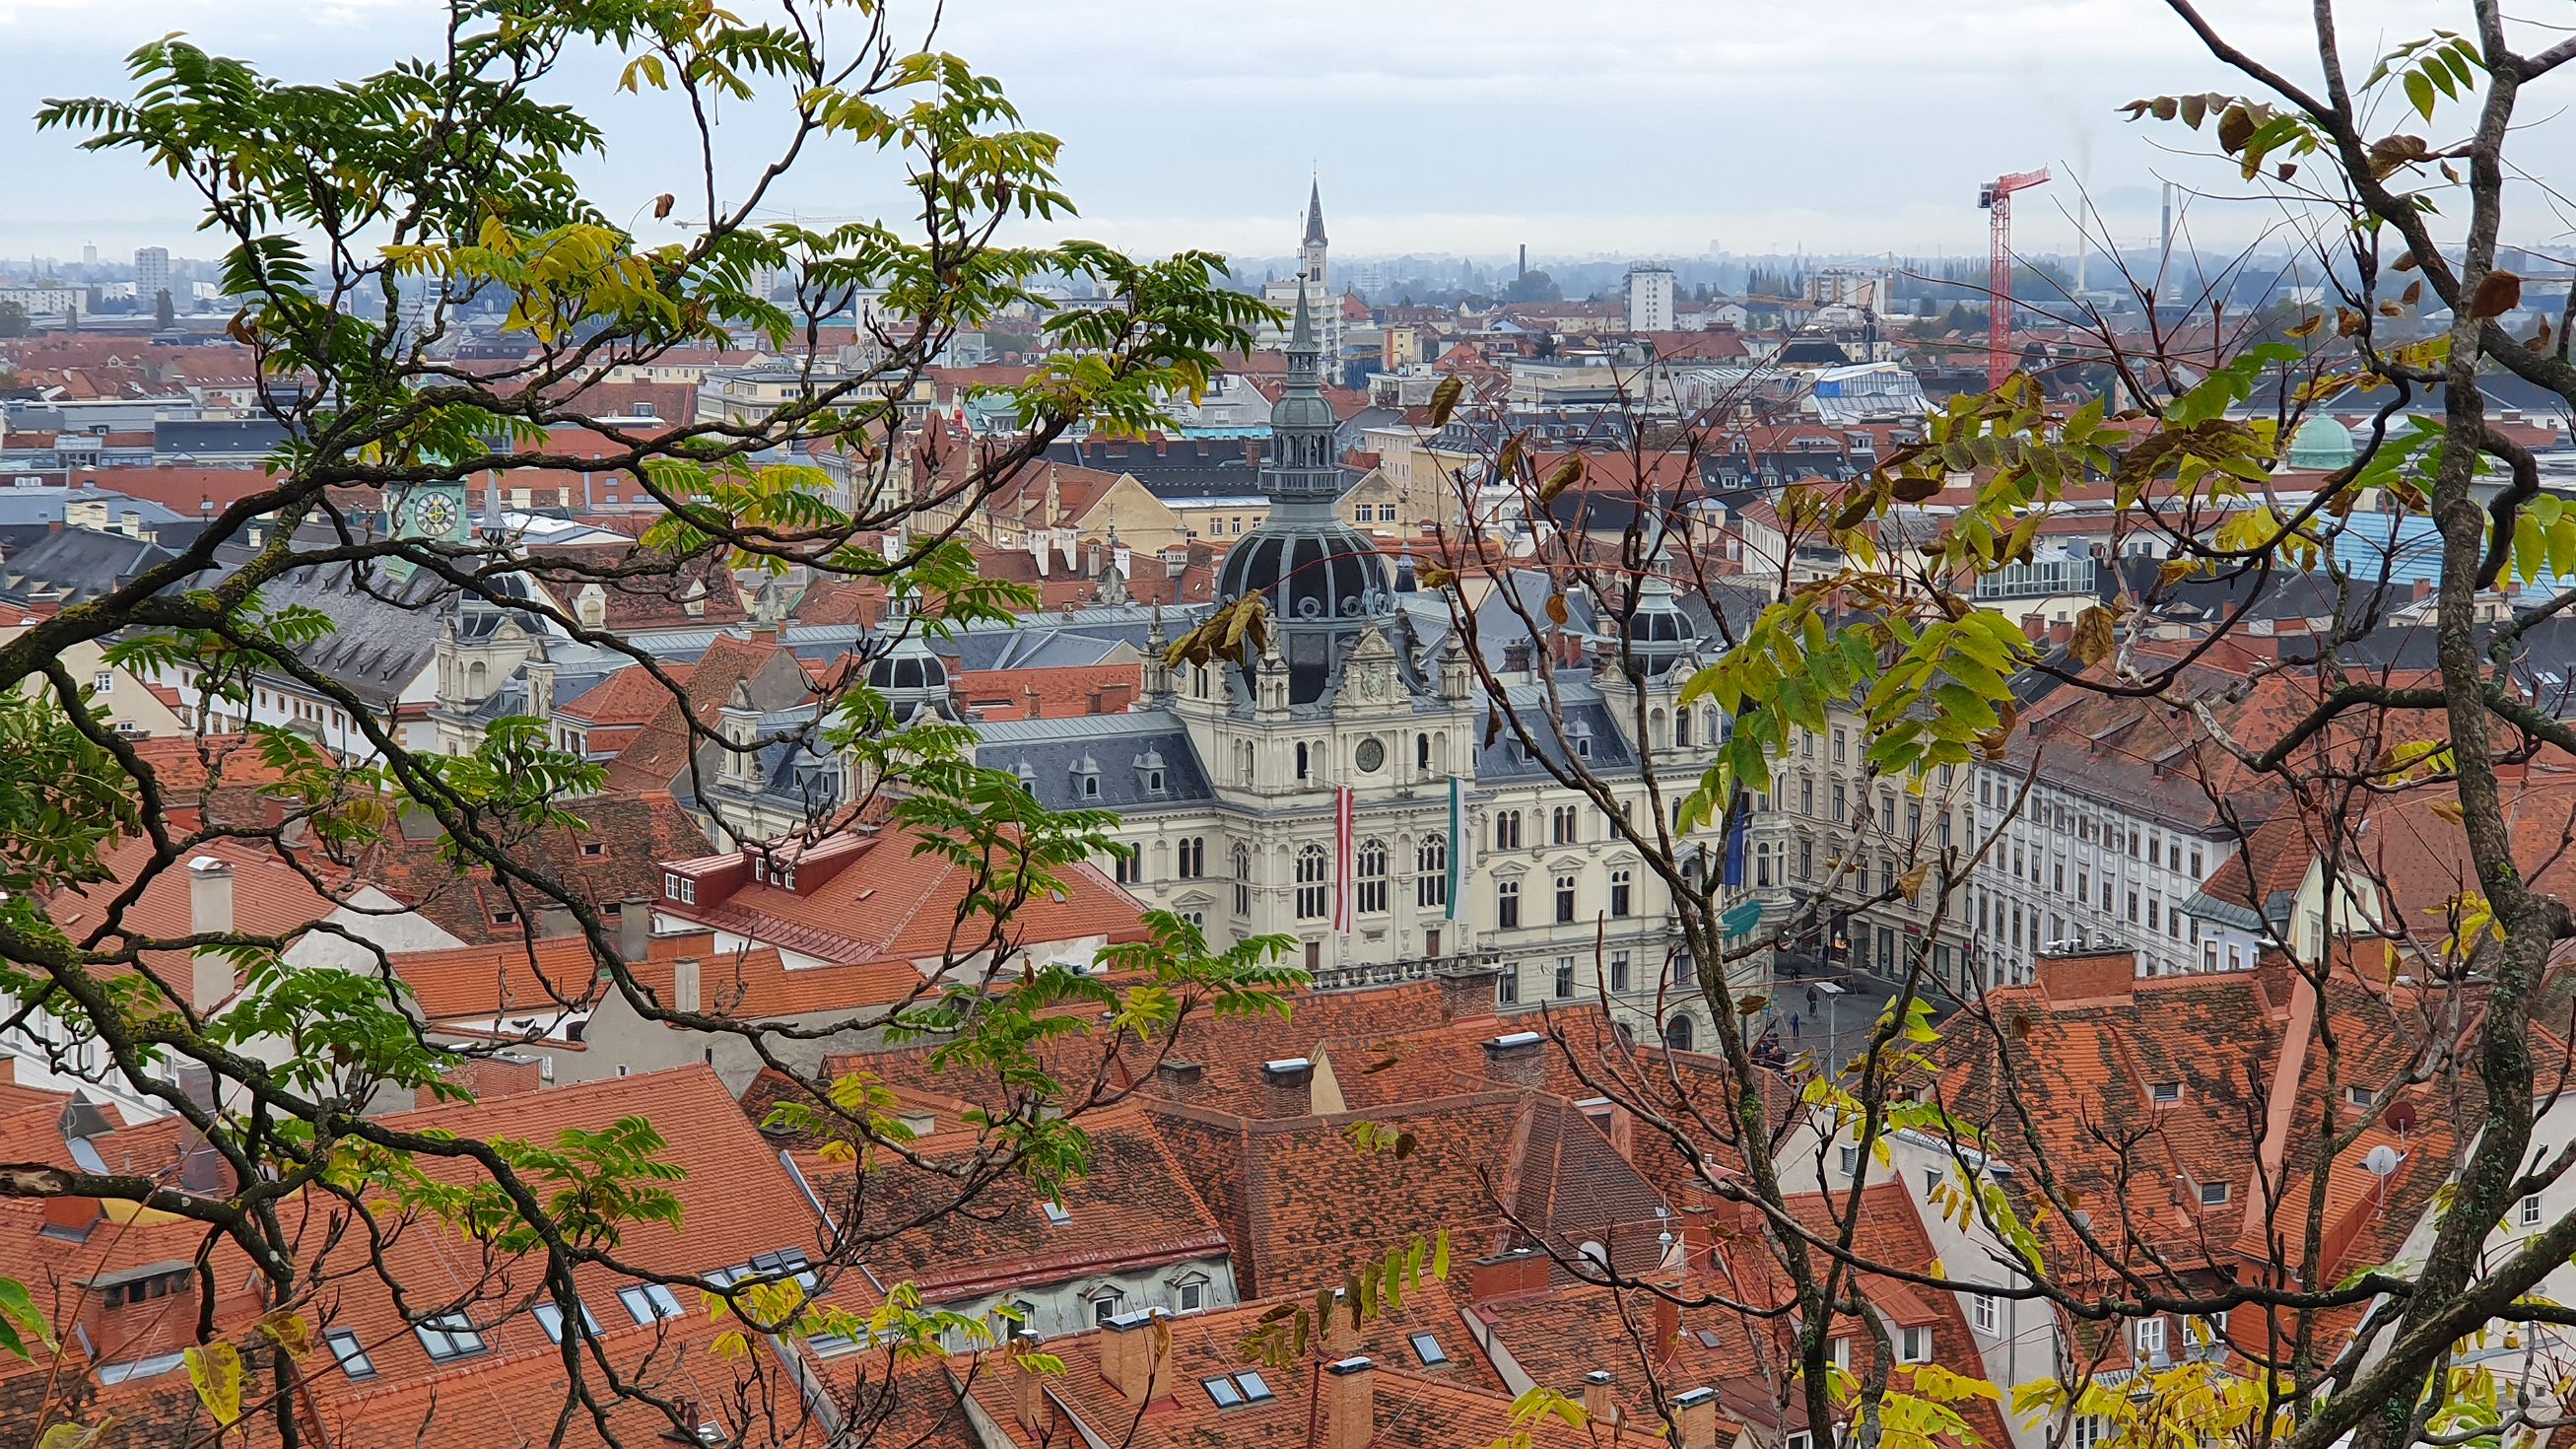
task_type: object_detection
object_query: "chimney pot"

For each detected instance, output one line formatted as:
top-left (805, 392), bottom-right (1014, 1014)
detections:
top-left (671, 956), bottom-right (703, 1015)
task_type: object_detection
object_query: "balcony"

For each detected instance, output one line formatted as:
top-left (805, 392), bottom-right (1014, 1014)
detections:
top-left (1309, 951), bottom-right (1502, 994)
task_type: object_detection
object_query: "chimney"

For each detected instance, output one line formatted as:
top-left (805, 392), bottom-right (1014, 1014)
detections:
top-left (1467, 1248), bottom-right (1550, 1304)
top-left (2033, 945), bottom-right (2138, 1003)
top-left (672, 956), bottom-right (703, 1015)
top-left (1322, 1356), bottom-right (1375, 1449)
top-left (1011, 1332), bottom-right (1054, 1437)
top-left (1433, 961), bottom-right (1501, 1020)
top-left (1098, 1308), bottom-right (1173, 1404)
top-left (2021, 613), bottom-right (2047, 643)
top-left (1483, 1031), bottom-right (1547, 1089)
top-left (1322, 1288), bottom-right (1358, 1354)
top-left (39, 1195), bottom-right (101, 1242)
top-left (617, 895), bottom-right (652, 966)
top-left (422, 1051), bottom-right (546, 1107)
top-left (535, 902), bottom-right (578, 939)
top-left (186, 856), bottom-right (235, 1015)
top-left (1154, 1059), bottom-right (1206, 1102)
top-left (1260, 1058), bottom-right (1316, 1116)
top-left (1582, 1370), bottom-right (1616, 1427)
top-left (1653, 1295), bottom-right (1681, 1363)
top-left (1670, 1387), bottom-right (1720, 1449)
top-left (1024, 685), bottom-right (1042, 721)
top-left (2048, 618), bottom-right (2074, 649)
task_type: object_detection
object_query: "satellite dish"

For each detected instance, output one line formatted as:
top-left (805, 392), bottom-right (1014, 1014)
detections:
top-left (2364, 1144), bottom-right (2403, 1178)
top-left (2389, 1103), bottom-right (2418, 1137)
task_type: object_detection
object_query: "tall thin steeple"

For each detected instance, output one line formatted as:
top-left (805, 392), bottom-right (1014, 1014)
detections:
top-left (1299, 174), bottom-right (1328, 293)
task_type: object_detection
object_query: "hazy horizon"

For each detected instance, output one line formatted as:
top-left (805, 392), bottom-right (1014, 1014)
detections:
top-left (3, 0), bottom-right (2570, 266)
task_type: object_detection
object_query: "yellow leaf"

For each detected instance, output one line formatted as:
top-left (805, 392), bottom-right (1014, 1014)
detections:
top-left (1427, 375), bottom-right (1463, 429)
top-left (185, 1343), bottom-right (244, 1427)
top-left (256, 1311), bottom-right (314, 1359)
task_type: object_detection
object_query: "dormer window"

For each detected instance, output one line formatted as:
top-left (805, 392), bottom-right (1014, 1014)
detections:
top-left (663, 872), bottom-right (696, 905)
top-left (1071, 754), bottom-right (1101, 799)
top-left (2346, 1084), bottom-right (2375, 1108)
top-left (1569, 721), bottom-right (1594, 758)
top-left (1134, 748), bottom-right (1169, 795)
top-left (2150, 1081), bottom-right (2181, 1104)
top-left (1013, 759), bottom-right (1037, 793)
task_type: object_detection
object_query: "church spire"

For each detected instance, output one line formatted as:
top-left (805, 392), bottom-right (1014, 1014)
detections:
top-left (1304, 174), bottom-right (1327, 248)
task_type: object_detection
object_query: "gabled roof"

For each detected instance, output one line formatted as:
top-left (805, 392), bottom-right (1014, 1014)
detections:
top-left (657, 821), bottom-right (1149, 969)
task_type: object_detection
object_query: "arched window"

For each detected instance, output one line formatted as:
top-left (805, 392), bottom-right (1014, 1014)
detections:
top-left (1650, 706), bottom-right (1668, 748)
top-left (1675, 709), bottom-right (1692, 746)
top-left (1494, 810), bottom-right (1522, 851)
top-left (1356, 839), bottom-right (1389, 914)
top-left (1295, 846), bottom-right (1328, 920)
top-left (1416, 732), bottom-right (1431, 772)
top-left (1233, 844), bottom-right (1254, 916)
top-left (1295, 741), bottom-right (1310, 780)
top-left (1417, 835), bottom-right (1448, 909)
top-left (1664, 1016), bottom-right (1695, 1052)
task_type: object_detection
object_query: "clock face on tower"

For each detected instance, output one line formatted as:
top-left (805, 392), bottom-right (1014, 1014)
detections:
top-left (412, 491), bottom-right (459, 538)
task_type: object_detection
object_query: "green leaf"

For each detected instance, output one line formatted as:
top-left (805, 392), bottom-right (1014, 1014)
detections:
top-left (2406, 68), bottom-right (2437, 120)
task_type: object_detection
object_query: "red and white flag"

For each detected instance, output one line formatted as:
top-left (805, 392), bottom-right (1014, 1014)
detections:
top-left (1332, 785), bottom-right (1355, 932)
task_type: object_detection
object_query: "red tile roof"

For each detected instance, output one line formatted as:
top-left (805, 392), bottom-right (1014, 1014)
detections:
top-left (659, 822), bottom-right (1149, 970)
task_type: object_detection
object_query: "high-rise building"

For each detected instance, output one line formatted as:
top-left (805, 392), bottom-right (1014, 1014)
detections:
top-left (1624, 262), bottom-right (1675, 334)
top-left (82, 244), bottom-right (98, 266)
top-left (134, 247), bottom-right (171, 305)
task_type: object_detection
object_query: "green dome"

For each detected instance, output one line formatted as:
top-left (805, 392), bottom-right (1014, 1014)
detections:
top-left (2287, 416), bottom-right (2355, 472)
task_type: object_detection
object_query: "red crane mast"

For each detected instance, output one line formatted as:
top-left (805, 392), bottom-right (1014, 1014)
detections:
top-left (1977, 168), bottom-right (2050, 390)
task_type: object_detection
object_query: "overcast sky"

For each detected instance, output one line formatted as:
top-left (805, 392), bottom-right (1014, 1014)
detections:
top-left (3, 0), bottom-right (2570, 268)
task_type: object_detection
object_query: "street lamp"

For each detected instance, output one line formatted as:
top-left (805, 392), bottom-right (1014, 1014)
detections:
top-left (1817, 981), bottom-right (1847, 1068)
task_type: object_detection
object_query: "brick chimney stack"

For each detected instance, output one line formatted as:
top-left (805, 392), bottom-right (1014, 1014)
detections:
top-left (1482, 1031), bottom-right (1547, 1089)
top-left (1671, 1387), bottom-right (1720, 1449)
top-left (1260, 1058), bottom-right (1316, 1117)
top-left (1582, 1370), bottom-right (1616, 1427)
top-left (1010, 1332), bottom-right (1053, 1437)
top-left (1098, 1309), bottom-right (1173, 1404)
top-left (1323, 1356), bottom-right (1375, 1449)
top-left (2034, 944), bottom-right (2140, 1003)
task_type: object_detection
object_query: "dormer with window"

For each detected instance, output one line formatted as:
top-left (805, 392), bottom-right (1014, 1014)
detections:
top-left (1071, 754), bottom-right (1102, 800)
top-left (1134, 747), bottom-right (1169, 796)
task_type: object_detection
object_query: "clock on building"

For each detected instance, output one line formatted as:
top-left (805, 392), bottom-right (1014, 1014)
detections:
top-left (1355, 737), bottom-right (1385, 773)
top-left (411, 490), bottom-right (460, 538)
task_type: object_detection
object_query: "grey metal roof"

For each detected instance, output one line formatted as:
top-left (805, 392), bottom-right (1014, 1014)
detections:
top-left (0, 526), bottom-right (194, 607)
top-left (1473, 681), bottom-right (1643, 782)
top-left (253, 560), bottom-right (453, 709)
top-left (153, 419), bottom-right (288, 461)
top-left (975, 708), bottom-right (1215, 812)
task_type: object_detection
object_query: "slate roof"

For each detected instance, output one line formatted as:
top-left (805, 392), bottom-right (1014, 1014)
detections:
top-left (0, 525), bottom-right (191, 607)
top-left (151, 418), bottom-right (287, 461)
top-left (249, 559), bottom-right (454, 710)
top-left (975, 710), bottom-right (1216, 813)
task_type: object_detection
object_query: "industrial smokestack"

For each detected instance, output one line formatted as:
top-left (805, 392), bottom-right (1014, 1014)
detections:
top-left (1518, 243), bottom-right (1526, 281)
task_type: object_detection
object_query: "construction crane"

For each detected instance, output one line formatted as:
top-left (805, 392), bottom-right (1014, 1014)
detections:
top-left (1977, 168), bottom-right (2050, 389)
